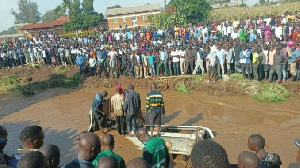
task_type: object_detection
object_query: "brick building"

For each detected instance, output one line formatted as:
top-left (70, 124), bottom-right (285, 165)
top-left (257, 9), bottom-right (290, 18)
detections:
top-left (105, 3), bottom-right (162, 30)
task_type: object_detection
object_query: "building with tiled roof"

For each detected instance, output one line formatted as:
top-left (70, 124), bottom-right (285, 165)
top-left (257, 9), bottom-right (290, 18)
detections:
top-left (20, 16), bottom-right (70, 35)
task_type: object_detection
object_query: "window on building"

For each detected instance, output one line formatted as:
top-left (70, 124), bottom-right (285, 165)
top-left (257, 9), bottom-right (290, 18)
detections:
top-left (123, 17), bottom-right (126, 22)
top-left (142, 14), bottom-right (146, 20)
top-left (113, 18), bottom-right (117, 23)
top-left (132, 16), bottom-right (137, 26)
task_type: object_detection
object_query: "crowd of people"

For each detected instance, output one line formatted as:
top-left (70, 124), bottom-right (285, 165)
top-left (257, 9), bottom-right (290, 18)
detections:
top-left (0, 9), bottom-right (300, 168)
top-left (0, 12), bottom-right (299, 83)
top-left (1, 124), bottom-right (300, 168)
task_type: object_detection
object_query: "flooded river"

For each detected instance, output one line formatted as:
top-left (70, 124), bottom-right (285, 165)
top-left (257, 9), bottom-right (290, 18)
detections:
top-left (0, 87), bottom-right (299, 167)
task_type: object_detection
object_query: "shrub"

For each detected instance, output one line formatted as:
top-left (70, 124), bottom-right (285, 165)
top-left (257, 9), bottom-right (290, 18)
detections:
top-left (253, 83), bottom-right (291, 103)
top-left (175, 82), bottom-right (190, 94)
top-left (0, 74), bottom-right (20, 91)
top-left (20, 74), bottom-right (81, 96)
top-left (191, 75), bottom-right (203, 84)
top-left (55, 66), bottom-right (68, 74)
top-left (103, 79), bottom-right (112, 88)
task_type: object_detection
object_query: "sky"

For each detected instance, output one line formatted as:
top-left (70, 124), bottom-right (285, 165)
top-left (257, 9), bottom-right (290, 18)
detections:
top-left (0, 0), bottom-right (262, 32)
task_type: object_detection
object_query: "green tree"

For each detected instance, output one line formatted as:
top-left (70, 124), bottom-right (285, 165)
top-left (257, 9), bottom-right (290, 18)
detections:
top-left (107, 5), bottom-right (122, 9)
top-left (0, 27), bottom-right (17, 35)
top-left (42, 5), bottom-right (65, 22)
top-left (150, 0), bottom-right (212, 28)
top-left (64, 0), bottom-right (82, 31)
top-left (10, 0), bottom-right (41, 24)
top-left (169, 0), bottom-right (212, 24)
top-left (62, 0), bottom-right (71, 12)
top-left (259, 0), bottom-right (266, 4)
top-left (64, 0), bottom-right (103, 31)
top-left (81, 0), bottom-right (103, 29)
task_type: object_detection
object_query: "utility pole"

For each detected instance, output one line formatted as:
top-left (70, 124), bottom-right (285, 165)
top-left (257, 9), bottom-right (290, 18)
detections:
top-left (164, 0), bottom-right (167, 11)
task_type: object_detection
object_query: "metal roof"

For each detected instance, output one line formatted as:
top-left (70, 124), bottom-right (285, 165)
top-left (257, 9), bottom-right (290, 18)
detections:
top-left (20, 16), bottom-right (70, 30)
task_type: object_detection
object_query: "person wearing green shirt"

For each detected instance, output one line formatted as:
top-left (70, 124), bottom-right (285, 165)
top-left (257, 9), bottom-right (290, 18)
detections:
top-left (137, 128), bottom-right (169, 168)
top-left (92, 134), bottom-right (125, 168)
top-left (239, 30), bottom-right (248, 42)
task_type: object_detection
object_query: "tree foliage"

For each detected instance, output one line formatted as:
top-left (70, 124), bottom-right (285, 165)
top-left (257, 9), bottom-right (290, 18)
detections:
top-left (82, 0), bottom-right (102, 29)
top-left (64, 0), bottom-right (103, 31)
top-left (149, 0), bottom-right (212, 28)
top-left (64, 0), bottom-right (82, 31)
top-left (42, 5), bottom-right (65, 22)
top-left (10, 0), bottom-right (41, 24)
top-left (107, 5), bottom-right (122, 9)
top-left (208, 0), bottom-right (231, 4)
top-left (0, 27), bottom-right (17, 35)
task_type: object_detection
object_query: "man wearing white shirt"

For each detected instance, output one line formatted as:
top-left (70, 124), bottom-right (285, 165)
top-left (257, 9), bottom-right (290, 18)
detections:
top-left (108, 48), bottom-right (118, 78)
top-left (89, 56), bottom-right (97, 76)
top-left (179, 46), bottom-right (186, 75)
top-left (216, 45), bottom-right (226, 78)
top-left (206, 48), bottom-right (218, 82)
top-left (275, 24), bottom-right (283, 40)
top-left (227, 24), bottom-right (233, 38)
top-left (171, 47), bottom-right (180, 76)
top-left (114, 31), bottom-right (120, 41)
top-left (71, 46), bottom-right (77, 63)
top-left (231, 29), bottom-right (239, 40)
top-left (193, 47), bottom-right (205, 75)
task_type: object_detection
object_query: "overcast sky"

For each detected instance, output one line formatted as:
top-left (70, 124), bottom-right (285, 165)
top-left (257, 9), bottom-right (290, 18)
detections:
top-left (0, 0), bottom-right (262, 32)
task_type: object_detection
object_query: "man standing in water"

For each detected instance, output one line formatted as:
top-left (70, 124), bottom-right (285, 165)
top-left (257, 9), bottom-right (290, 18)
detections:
top-left (88, 91), bottom-right (108, 133)
top-left (145, 83), bottom-right (165, 137)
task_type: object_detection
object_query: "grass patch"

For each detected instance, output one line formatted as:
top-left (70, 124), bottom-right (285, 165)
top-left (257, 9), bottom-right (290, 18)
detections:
top-left (27, 63), bottom-right (40, 68)
top-left (20, 74), bottom-right (81, 96)
top-left (191, 75), bottom-right (203, 84)
top-left (103, 79), bottom-right (112, 88)
top-left (55, 66), bottom-right (69, 74)
top-left (0, 74), bottom-right (20, 91)
top-left (253, 83), bottom-right (291, 103)
top-left (175, 83), bottom-right (190, 94)
top-left (229, 73), bottom-right (244, 79)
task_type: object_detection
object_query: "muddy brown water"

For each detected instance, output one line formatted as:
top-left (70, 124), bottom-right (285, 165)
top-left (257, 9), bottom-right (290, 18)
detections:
top-left (0, 87), bottom-right (300, 167)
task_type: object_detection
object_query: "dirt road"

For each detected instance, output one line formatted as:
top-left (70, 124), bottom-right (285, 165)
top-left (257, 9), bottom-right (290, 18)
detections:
top-left (0, 87), bottom-right (300, 167)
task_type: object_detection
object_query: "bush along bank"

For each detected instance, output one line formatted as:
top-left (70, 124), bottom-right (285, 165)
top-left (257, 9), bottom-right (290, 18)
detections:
top-left (0, 73), bottom-right (81, 96)
top-left (0, 72), bottom-right (293, 102)
top-left (154, 74), bottom-right (291, 103)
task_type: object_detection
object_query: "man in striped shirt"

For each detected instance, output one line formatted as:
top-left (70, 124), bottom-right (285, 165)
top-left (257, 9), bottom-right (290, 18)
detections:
top-left (145, 83), bottom-right (165, 137)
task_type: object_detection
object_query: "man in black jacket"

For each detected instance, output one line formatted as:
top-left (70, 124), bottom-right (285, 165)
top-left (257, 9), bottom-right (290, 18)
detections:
top-left (124, 85), bottom-right (141, 136)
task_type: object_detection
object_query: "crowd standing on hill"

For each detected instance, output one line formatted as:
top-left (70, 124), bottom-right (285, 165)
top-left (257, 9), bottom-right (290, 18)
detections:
top-left (0, 12), bottom-right (300, 83)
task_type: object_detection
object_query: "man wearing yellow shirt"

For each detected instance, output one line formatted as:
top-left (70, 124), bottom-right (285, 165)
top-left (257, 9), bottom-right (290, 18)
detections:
top-left (174, 26), bottom-right (179, 38)
top-left (252, 48), bottom-right (263, 81)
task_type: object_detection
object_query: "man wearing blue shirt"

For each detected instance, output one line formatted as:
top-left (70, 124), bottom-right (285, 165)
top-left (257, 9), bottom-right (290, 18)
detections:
top-left (289, 45), bottom-right (300, 81)
top-left (240, 45), bottom-right (252, 79)
top-left (76, 52), bottom-right (84, 74)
